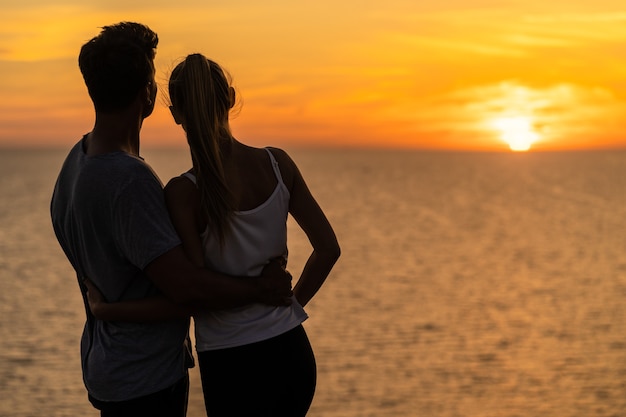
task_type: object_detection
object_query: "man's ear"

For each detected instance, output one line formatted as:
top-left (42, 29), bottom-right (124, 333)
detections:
top-left (169, 106), bottom-right (184, 125)
top-left (141, 82), bottom-right (157, 118)
top-left (229, 86), bottom-right (236, 109)
top-left (147, 84), bottom-right (154, 104)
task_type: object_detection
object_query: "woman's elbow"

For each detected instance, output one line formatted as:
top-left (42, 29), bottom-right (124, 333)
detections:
top-left (322, 240), bottom-right (341, 264)
top-left (333, 242), bottom-right (341, 261)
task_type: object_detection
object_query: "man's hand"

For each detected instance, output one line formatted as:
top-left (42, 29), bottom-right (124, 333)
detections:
top-left (258, 258), bottom-right (293, 306)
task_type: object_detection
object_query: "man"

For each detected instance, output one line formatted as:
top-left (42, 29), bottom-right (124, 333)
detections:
top-left (50, 22), bottom-right (292, 417)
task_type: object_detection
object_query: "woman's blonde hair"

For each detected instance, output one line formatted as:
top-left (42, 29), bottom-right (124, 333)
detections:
top-left (168, 53), bottom-right (235, 246)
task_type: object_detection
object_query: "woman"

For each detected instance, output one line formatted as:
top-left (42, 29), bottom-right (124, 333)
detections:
top-left (88, 53), bottom-right (340, 417)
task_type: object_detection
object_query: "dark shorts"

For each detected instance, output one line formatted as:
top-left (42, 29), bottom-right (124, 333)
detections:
top-left (198, 324), bottom-right (317, 417)
top-left (88, 374), bottom-right (189, 417)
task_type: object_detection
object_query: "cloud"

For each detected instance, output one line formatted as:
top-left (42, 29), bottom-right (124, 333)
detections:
top-left (377, 9), bottom-right (626, 61)
top-left (408, 81), bottom-right (626, 148)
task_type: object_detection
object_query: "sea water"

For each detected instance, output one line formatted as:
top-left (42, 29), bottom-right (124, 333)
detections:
top-left (1, 147), bottom-right (626, 416)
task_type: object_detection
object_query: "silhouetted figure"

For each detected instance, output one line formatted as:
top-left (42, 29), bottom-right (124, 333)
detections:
top-left (51, 23), bottom-right (292, 417)
top-left (88, 53), bottom-right (341, 417)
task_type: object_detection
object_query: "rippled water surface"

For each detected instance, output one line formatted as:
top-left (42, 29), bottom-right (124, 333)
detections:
top-left (1, 148), bottom-right (626, 416)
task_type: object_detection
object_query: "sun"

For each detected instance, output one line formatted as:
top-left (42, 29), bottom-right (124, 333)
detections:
top-left (490, 116), bottom-right (540, 151)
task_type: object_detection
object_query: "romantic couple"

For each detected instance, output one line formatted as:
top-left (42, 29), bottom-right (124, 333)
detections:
top-left (50, 22), bottom-right (340, 417)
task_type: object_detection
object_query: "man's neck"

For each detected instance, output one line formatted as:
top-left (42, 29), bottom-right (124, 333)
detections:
top-left (86, 112), bottom-right (143, 156)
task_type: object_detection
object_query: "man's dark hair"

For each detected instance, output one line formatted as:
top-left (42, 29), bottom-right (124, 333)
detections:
top-left (78, 22), bottom-right (158, 113)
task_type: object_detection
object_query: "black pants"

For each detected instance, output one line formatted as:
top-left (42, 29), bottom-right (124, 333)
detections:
top-left (197, 325), bottom-right (317, 417)
top-left (88, 374), bottom-right (189, 417)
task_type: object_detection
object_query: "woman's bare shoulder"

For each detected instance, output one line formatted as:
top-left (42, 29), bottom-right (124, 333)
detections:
top-left (164, 174), bottom-right (198, 202)
top-left (265, 146), bottom-right (298, 185)
top-left (265, 146), bottom-right (296, 170)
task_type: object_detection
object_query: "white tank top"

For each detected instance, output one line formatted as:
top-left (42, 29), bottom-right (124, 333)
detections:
top-left (182, 148), bottom-right (307, 351)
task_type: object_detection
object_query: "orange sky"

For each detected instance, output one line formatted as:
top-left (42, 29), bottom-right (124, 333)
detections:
top-left (2, 1), bottom-right (626, 151)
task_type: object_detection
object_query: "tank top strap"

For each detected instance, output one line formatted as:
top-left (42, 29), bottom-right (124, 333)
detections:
top-left (181, 171), bottom-right (197, 185)
top-left (264, 148), bottom-right (285, 185)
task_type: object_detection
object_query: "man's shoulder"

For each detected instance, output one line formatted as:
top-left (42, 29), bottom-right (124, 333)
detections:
top-left (89, 152), bottom-right (161, 185)
top-left (107, 152), bottom-right (152, 170)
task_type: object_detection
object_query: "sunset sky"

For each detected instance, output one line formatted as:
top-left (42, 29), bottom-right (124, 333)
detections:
top-left (2, 0), bottom-right (626, 151)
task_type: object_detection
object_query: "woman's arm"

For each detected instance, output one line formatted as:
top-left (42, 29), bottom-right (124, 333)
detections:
top-left (84, 278), bottom-right (192, 321)
top-left (271, 148), bottom-right (341, 307)
top-left (164, 175), bottom-right (206, 268)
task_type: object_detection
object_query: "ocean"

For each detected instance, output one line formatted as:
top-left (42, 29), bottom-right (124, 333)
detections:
top-left (1, 147), bottom-right (626, 416)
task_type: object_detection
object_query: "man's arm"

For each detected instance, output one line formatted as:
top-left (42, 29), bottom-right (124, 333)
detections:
top-left (150, 174), bottom-right (292, 309)
top-left (145, 246), bottom-right (292, 309)
top-left (83, 255), bottom-right (291, 323)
